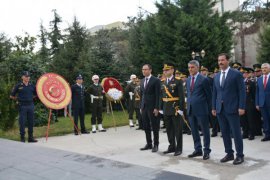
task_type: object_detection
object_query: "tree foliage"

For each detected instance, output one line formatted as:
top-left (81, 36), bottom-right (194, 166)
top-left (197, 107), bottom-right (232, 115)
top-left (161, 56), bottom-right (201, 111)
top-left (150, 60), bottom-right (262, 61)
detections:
top-left (257, 24), bottom-right (270, 63)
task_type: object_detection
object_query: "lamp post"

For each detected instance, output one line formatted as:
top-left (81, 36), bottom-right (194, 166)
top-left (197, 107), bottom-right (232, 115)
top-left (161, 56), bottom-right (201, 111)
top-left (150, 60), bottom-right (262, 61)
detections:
top-left (191, 49), bottom-right (206, 63)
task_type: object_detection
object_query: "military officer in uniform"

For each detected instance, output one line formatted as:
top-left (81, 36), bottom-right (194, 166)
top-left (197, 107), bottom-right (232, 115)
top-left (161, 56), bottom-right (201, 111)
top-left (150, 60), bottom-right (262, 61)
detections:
top-left (160, 63), bottom-right (185, 156)
top-left (253, 64), bottom-right (262, 81)
top-left (71, 75), bottom-right (89, 135)
top-left (241, 67), bottom-right (262, 140)
top-left (125, 74), bottom-right (137, 127)
top-left (134, 78), bottom-right (143, 130)
top-left (88, 75), bottom-right (106, 133)
top-left (232, 62), bottom-right (242, 70)
top-left (253, 64), bottom-right (263, 136)
top-left (10, 71), bottom-right (38, 143)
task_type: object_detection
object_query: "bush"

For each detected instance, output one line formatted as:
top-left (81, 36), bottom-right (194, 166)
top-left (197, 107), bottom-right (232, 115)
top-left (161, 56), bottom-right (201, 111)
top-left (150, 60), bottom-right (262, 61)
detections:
top-left (33, 102), bottom-right (56, 127)
top-left (0, 80), bottom-right (17, 131)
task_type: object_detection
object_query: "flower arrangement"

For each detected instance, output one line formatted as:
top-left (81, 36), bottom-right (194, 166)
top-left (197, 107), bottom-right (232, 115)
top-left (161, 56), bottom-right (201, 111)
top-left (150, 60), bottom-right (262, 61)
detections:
top-left (101, 77), bottom-right (123, 101)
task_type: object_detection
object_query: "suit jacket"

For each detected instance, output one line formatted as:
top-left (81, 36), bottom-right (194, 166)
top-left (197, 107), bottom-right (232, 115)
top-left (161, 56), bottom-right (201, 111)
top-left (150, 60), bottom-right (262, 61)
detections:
top-left (140, 76), bottom-right (161, 110)
top-left (212, 68), bottom-right (246, 114)
top-left (160, 76), bottom-right (185, 115)
top-left (71, 84), bottom-right (85, 109)
top-left (255, 75), bottom-right (270, 107)
top-left (186, 74), bottom-right (212, 116)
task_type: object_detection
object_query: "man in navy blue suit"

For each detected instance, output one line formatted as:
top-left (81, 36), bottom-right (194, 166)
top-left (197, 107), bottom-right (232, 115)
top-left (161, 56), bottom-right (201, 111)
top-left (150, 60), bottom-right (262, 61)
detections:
top-left (212, 53), bottom-right (246, 165)
top-left (186, 60), bottom-right (212, 160)
top-left (256, 63), bottom-right (270, 141)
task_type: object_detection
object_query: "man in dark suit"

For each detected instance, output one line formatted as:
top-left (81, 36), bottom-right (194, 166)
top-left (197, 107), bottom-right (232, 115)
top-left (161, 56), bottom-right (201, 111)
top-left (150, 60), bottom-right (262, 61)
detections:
top-left (71, 75), bottom-right (89, 135)
top-left (160, 63), bottom-right (185, 156)
top-left (140, 64), bottom-right (161, 152)
top-left (212, 53), bottom-right (246, 165)
top-left (256, 63), bottom-right (270, 141)
top-left (187, 60), bottom-right (212, 160)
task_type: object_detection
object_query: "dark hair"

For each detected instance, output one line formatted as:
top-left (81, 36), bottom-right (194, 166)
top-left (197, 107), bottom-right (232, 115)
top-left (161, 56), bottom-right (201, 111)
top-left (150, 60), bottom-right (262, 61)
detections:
top-left (218, 53), bottom-right (230, 60)
top-left (143, 64), bottom-right (152, 70)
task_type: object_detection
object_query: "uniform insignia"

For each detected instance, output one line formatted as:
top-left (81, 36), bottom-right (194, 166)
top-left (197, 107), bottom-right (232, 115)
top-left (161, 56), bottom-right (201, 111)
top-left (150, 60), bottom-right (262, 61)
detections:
top-left (175, 77), bottom-right (181, 80)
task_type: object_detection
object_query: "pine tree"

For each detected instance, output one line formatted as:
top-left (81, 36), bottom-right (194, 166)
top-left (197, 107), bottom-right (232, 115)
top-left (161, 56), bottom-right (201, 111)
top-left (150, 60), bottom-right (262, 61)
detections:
top-left (257, 23), bottom-right (270, 63)
top-left (37, 22), bottom-right (50, 69)
top-left (49, 9), bottom-right (63, 56)
top-left (51, 16), bottom-right (88, 83)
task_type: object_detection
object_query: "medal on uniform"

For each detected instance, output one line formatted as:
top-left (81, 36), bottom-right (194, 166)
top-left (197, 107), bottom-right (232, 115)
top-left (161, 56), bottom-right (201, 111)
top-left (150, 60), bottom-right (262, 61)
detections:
top-left (170, 84), bottom-right (176, 93)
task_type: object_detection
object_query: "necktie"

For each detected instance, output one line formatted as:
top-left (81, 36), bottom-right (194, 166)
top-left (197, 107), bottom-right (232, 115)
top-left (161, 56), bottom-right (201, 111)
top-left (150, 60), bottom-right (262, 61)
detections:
top-left (221, 72), bottom-right (226, 88)
top-left (264, 75), bottom-right (268, 89)
top-left (190, 76), bottom-right (195, 92)
top-left (144, 78), bottom-right (148, 89)
top-left (167, 78), bottom-right (170, 84)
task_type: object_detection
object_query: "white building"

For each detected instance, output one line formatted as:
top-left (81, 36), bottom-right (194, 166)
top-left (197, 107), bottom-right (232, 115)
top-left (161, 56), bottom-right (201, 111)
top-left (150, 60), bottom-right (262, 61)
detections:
top-left (213, 0), bottom-right (240, 12)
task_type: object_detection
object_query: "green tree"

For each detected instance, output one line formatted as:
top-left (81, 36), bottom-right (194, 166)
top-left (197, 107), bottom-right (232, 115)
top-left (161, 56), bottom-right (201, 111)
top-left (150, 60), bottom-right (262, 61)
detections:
top-left (90, 29), bottom-right (115, 79)
top-left (51, 16), bottom-right (88, 83)
top-left (257, 24), bottom-right (270, 63)
top-left (37, 22), bottom-right (50, 69)
top-left (49, 9), bottom-right (63, 56)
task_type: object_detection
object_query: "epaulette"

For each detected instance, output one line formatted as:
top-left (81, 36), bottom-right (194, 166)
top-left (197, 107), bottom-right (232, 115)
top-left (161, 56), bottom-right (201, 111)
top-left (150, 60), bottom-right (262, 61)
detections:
top-left (175, 77), bottom-right (181, 80)
top-left (161, 78), bottom-right (166, 82)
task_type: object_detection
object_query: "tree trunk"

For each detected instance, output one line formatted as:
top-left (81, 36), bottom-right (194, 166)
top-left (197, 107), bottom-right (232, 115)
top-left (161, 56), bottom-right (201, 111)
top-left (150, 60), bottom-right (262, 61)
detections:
top-left (240, 22), bottom-right (246, 66)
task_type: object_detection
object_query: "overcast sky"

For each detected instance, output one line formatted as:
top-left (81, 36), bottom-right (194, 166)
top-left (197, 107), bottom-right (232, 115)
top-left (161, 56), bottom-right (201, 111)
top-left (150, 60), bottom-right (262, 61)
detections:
top-left (0, 0), bottom-right (264, 39)
top-left (0, 0), bottom-right (157, 38)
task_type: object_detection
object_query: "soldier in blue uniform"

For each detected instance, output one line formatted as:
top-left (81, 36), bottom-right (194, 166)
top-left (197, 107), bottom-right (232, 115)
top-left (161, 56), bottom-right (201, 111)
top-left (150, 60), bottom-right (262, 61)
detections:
top-left (10, 71), bottom-right (38, 143)
top-left (71, 75), bottom-right (89, 135)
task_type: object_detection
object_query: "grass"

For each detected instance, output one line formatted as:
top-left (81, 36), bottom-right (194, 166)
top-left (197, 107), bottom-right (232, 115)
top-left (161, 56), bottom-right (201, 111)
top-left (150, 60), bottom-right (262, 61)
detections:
top-left (0, 111), bottom-right (130, 141)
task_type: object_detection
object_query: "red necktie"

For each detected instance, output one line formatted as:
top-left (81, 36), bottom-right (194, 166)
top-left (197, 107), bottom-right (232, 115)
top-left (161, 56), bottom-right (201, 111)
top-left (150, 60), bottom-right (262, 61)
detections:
top-left (191, 76), bottom-right (195, 92)
top-left (264, 75), bottom-right (268, 89)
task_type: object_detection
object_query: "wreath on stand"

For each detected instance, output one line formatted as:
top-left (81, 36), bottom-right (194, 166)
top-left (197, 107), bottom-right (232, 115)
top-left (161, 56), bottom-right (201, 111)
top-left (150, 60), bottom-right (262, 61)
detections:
top-left (101, 77), bottom-right (126, 130)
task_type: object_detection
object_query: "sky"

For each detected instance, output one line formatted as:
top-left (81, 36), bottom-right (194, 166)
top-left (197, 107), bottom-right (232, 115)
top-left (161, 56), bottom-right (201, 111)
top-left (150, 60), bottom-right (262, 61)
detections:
top-left (0, 0), bottom-right (158, 38)
top-left (0, 0), bottom-right (266, 39)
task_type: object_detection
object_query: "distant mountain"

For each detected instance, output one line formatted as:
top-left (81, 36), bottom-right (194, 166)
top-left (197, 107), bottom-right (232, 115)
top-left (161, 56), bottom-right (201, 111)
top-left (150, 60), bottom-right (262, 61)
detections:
top-left (89, 21), bottom-right (126, 34)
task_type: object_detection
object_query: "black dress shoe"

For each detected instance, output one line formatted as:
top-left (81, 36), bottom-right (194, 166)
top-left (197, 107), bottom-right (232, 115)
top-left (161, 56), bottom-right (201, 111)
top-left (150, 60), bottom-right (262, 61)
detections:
top-left (211, 133), bottom-right (217, 137)
top-left (220, 154), bottom-right (234, 163)
top-left (248, 136), bottom-right (254, 140)
top-left (188, 151), bottom-right (203, 158)
top-left (81, 131), bottom-right (90, 134)
top-left (174, 151), bottom-right (182, 156)
top-left (261, 137), bottom-right (270, 141)
top-left (163, 149), bottom-right (175, 154)
top-left (140, 144), bottom-right (152, 151)
top-left (20, 137), bottom-right (25, 143)
top-left (152, 145), bottom-right (158, 152)
top-left (99, 129), bottom-right (107, 132)
top-left (28, 138), bottom-right (38, 143)
top-left (242, 135), bottom-right (248, 139)
top-left (74, 132), bottom-right (79, 135)
top-left (203, 153), bottom-right (210, 160)
top-left (92, 131), bottom-right (96, 133)
top-left (187, 131), bottom-right (191, 135)
top-left (233, 156), bottom-right (244, 165)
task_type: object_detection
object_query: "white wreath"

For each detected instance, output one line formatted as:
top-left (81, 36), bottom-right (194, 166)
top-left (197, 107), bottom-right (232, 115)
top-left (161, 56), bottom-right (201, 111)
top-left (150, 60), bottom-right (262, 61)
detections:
top-left (107, 88), bottom-right (123, 101)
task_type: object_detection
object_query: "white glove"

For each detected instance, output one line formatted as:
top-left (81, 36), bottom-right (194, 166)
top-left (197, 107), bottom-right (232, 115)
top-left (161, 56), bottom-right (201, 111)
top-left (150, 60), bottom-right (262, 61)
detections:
top-left (177, 110), bottom-right (183, 116)
top-left (159, 110), bottom-right (164, 114)
top-left (129, 92), bottom-right (134, 100)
